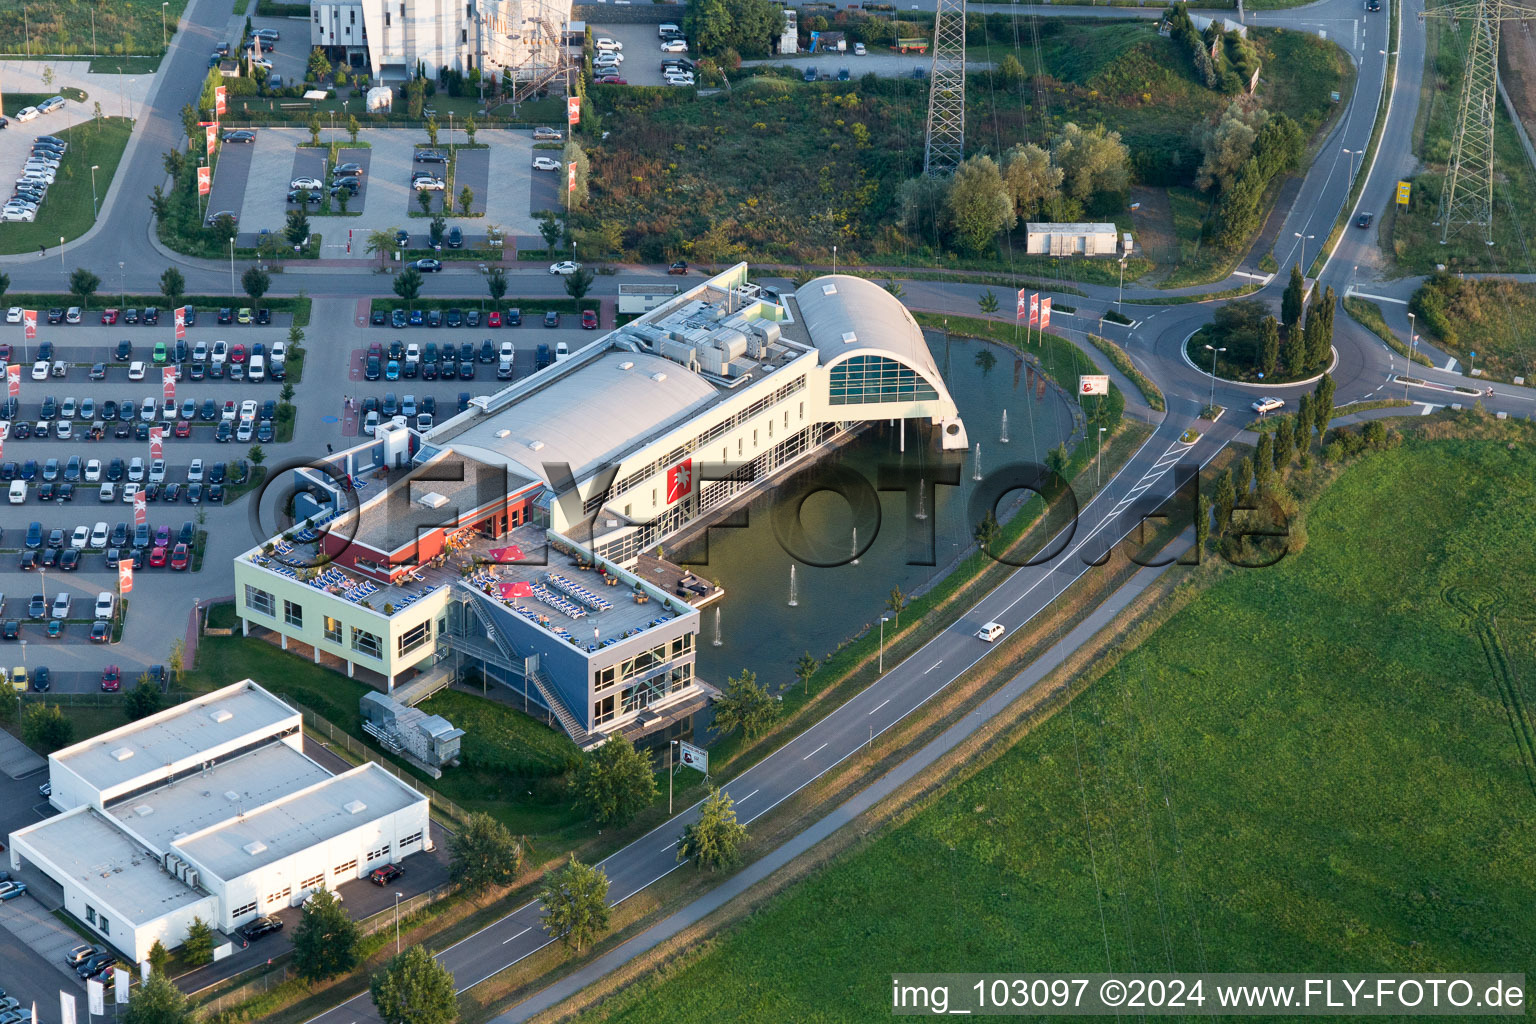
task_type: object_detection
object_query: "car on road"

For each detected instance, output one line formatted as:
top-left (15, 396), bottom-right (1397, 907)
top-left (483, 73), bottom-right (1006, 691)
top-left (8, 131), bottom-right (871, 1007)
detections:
top-left (532, 156), bottom-right (561, 172)
top-left (595, 75), bottom-right (627, 85)
top-left (90, 619), bottom-right (109, 642)
top-left (413, 258), bottom-right (442, 272)
top-left (287, 188), bottom-right (322, 205)
top-left (447, 226), bottom-right (463, 248)
top-left (977, 621), bottom-right (1006, 642)
top-left (854, 41), bottom-right (867, 55)
top-left (222, 130), bottom-right (255, 143)
top-left (1355, 211), bottom-right (1374, 228)
top-left (549, 260), bottom-right (581, 275)
top-left (240, 916), bottom-right (284, 941)
top-left (1252, 397), bottom-right (1285, 414)
top-left (668, 260), bottom-right (689, 274)
top-left (15, 107), bottom-right (39, 122)
top-left (533, 126), bottom-right (564, 141)
top-left (581, 309), bottom-right (598, 329)
top-left (416, 149), bottom-right (447, 163)
top-left (0, 881), bottom-right (28, 901)
top-left (100, 665), bottom-right (121, 692)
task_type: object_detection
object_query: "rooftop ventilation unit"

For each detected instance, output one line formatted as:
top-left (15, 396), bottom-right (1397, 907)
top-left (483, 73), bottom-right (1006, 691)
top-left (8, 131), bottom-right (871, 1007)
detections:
top-left (344, 799), bottom-right (368, 815)
top-left (209, 709), bottom-right (233, 724)
top-left (110, 747), bottom-right (133, 762)
top-left (822, 283), bottom-right (837, 296)
top-left (526, 440), bottom-right (545, 451)
top-left (841, 331), bottom-right (858, 345)
top-left (133, 805), bottom-right (154, 817)
top-left (243, 841), bottom-right (268, 857)
top-left (224, 790), bottom-right (241, 801)
top-left (415, 492), bottom-right (449, 510)
top-left (651, 372), bottom-right (668, 382)
top-left (618, 361), bottom-right (634, 370)
top-left (494, 428), bottom-right (511, 439)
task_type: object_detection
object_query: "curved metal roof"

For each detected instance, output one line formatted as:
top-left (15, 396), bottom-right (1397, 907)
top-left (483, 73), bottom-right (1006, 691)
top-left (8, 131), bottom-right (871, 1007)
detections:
top-left (794, 274), bottom-right (951, 387)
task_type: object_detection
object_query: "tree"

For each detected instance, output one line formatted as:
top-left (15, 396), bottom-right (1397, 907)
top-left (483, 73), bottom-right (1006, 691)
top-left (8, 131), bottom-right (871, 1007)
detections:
top-left (539, 855), bottom-right (610, 952)
top-left (1259, 315), bottom-right (1279, 378)
top-left (1214, 468), bottom-right (1236, 534)
top-left (242, 266), bottom-right (271, 304)
top-left (69, 268), bottom-right (100, 308)
top-left (886, 586), bottom-right (907, 628)
top-left (897, 173), bottom-right (952, 241)
top-left (486, 267), bottom-right (508, 304)
top-left (1313, 373), bottom-right (1336, 436)
top-left (286, 208), bottom-right (310, 248)
top-left (367, 229), bottom-right (398, 267)
top-left (163, 148), bottom-right (187, 180)
top-left (198, 67), bottom-right (220, 118)
top-left (1002, 142), bottom-right (1063, 221)
top-left (428, 215), bottom-right (446, 249)
top-left (291, 887), bottom-right (360, 982)
top-left (449, 812), bottom-right (524, 895)
top-left (464, 115), bottom-right (477, 145)
top-left (160, 267), bottom-right (185, 307)
top-left (977, 289), bottom-right (999, 315)
top-left (974, 509), bottom-right (1001, 551)
top-left (996, 52), bottom-right (1026, 87)
top-left (677, 786), bottom-right (748, 872)
top-left (346, 114), bottom-right (361, 144)
top-left (946, 154), bottom-right (1014, 255)
top-left (564, 266), bottom-right (594, 303)
top-left (458, 186), bottom-right (474, 217)
top-left (1282, 263), bottom-right (1304, 330)
top-left (1195, 490), bottom-right (1211, 552)
top-left (125, 680), bottom-right (165, 721)
top-left (42, 65), bottom-right (54, 88)
top-left (1254, 432), bottom-right (1274, 490)
top-left (1046, 441), bottom-right (1069, 477)
top-left (1234, 455), bottom-right (1253, 498)
top-left (1296, 392), bottom-right (1314, 449)
top-left (0, 272), bottom-right (9, 305)
top-left (1273, 416), bottom-right (1295, 469)
top-left (684, 0), bottom-right (785, 58)
top-left (169, 638), bottom-right (185, 685)
top-left (248, 444), bottom-right (265, 467)
top-left (570, 733), bottom-right (657, 826)
top-left (794, 651), bottom-right (820, 696)
top-left (426, 117), bottom-right (439, 148)
top-left (370, 947), bottom-right (457, 1024)
top-left (336, 188), bottom-right (351, 215)
top-left (307, 112), bottom-right (322, 147)
top-left (976, 347), bottom-right (999, 374)
top-left (183, 916), bottom-right (215, 966)
top-left (1194, 97), bottom-right (1265, 193)
top-left (417, 188), bottom-right (434, 216)
top-left (537, 210), bottom-right (563, 251)
top-left (884, 279), bottom-right (905, 299)
top-left (712, 668), bottom-right (778, 738)
top-left (563, 140), bottom-right (590, 208)
top-left (148, 186), bottom-right (169, 221)
top-left (1051, 122), bottom-right (1130, 203)
top-left (307, 47), bottom-right (332, 82)
top-left (179, 103), bottom-right (200, 142)
top-left (394, 267), bottom-right (423, 308)
top-left (124, 974), bottom-right (195, 1024)
top-left (147, 939), bottom-right (171, 977)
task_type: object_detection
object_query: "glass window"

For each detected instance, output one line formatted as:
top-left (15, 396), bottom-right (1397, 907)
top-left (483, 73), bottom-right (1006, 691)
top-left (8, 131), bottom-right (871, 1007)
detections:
top-left (397, 619), bottom-right (432, 657)
top-left (324, 615), bottom-right (342, 644)
top-left (244, 585), bottom-right (275, 617)
top-left (351, 627), bottom-right (383, 659)
top-left (284, 600), bottom-right (303, 628)
top-left (828, 355), bottom-right (940, 406)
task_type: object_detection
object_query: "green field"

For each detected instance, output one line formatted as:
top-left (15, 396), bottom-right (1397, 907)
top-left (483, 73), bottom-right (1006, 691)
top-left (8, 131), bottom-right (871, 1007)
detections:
top-left (1407, 275), bottom-right (1536, 381)
top-left (0, 0), bottom-right (184, 56)
top-left (0, 117), bottom-right (131, 254)
top-left (569, 435), bottom-right (1536, 1023)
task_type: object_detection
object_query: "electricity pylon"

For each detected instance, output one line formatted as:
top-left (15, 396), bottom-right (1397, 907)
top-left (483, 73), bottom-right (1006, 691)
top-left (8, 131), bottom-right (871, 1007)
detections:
top-left (1424, 0), bottom-right (1536, 244)
top-left (923, 0), bottom-right (967, 176)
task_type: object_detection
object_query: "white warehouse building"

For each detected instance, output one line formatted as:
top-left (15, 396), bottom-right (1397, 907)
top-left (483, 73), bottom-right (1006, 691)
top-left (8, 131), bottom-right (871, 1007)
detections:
top-left (9, 681), bottom-right (429, 963)
top-left (311, 0), bottom-right (574, 82)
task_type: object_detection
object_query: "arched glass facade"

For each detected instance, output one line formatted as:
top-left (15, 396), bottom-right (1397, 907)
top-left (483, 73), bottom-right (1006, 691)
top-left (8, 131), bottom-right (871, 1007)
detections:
top-left (828, 355), bottom-right (941, 406)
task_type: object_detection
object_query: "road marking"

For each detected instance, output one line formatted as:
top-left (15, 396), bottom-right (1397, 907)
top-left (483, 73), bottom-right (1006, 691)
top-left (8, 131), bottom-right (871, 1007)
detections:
top-left (1345, 289), bottom-right (1408, 305)
top-left (660, 840), bottom-right (678, 853)
top-left (869, 698), bottom-right (891, 715)
top-left (501, 926), bottom-right (531, 945)
top-left (924, 660), bottom-right (943, 674)
top-left (802, 742), bottom-right (828, 760)
top-left (1416, 402), bottom-right (1441, 415)
top-left (1443, 357), bottom-right (1458, 371)
top-left (734, 788), bottom-right (759, 804)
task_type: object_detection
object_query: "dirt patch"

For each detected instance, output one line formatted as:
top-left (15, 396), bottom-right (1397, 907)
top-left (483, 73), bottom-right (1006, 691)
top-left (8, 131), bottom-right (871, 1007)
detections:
top-left (1501, 19), bottom-right (1536, 133)
top-left (1129, 184), bottom-right (1177, 279)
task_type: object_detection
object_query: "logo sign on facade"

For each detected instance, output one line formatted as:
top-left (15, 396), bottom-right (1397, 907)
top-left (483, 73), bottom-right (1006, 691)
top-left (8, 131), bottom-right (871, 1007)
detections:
top-left (1079, 374), bottom-right (1110, 396)
top-left (678, 740), bottom-right (708, 774)
top-left (666, 459), bottom-right (693, 505)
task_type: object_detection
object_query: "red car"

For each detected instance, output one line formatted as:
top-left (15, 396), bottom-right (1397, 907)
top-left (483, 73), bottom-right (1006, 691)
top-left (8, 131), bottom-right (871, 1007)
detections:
top-left (100, 308), bottom-right (120, 325)
top-left (170, 543), bottom-right (190, 571)
top-left (148, 545), bottom-right (168, 568)
top-left (0, 344), bottom-right (11, 361)
top-left (596, 75), bottom-right (627, 85)
top-left (229, 344), bottom-right (247, 364)
top-left (367, 341), bottom-right (384, 359)
top-left (100, 665), bottom-right (121, 692)
top-left (581, 309), bottom-right (598, 329)
top-left (487, 311), bottom-right (501, 328)
top-left (174, 420), bottom-right (192, 438)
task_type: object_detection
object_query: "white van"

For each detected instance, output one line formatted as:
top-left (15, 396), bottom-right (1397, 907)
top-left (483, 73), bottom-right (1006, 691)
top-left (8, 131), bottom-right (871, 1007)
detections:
top-left (249, 354), bottom-right (266, 381)
top-left (659, 22), bottom-right (680, 36)
top-left (976, 621), bottom-right (1005, 643)
top-left (555, 341), bottom-right (570, 362)
top-left (7, 480), bottom-right (25, 504)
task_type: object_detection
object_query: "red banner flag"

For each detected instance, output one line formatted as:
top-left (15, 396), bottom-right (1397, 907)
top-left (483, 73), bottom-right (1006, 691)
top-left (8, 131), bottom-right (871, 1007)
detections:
top-left (22, 309), bottom-right (36, 341)
top-left (118, 558), bottom-right (134, 594)
top-left (133, 492), bottom-right (147, 526)
top-left (1015, 288), bottom-right (1028, 321)
top-left (1028, 293), bottom-right (1040, 327)
top-left (1039, 297), bottom-right (1052, 330)
top-left (174, 306), bottom-right (186, 340)
top-left (567, 96), bottom-right (581, 126)
top-left (197, 166), bottom-right (211, 196)
top-left (5, 365), bottom-right (18, 398)
top-left (162, 367), bottom-right (176, 402)
top-left (205, 124), bottom-right (217, 156)
top-left (567, 163), bottom-right (577, 193)
top-left (149, 426), bottom-right (163, 462)
top-left (215, 85), bottom-right (227, 116)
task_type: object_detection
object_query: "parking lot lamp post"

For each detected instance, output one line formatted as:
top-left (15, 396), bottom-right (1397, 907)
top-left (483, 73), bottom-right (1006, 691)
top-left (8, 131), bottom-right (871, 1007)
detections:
top-left (1203, 344), bottom-right (1226, 412)
top-left (90, 164), bottom-right (100, 219)
top-left (161, 2), bottom-right (168, 49)
top-left (119, 261), bottom-right (126, 307)
top-left (58, 236), bottom-right (64, 275)
top-left (229, 237), bottom-right (236, 295)
top-left (1097, 426), bottom-right (1107, 488)
top-left (394, 892), bottom-right (402, 954)
top-left (878, 614), bottom-right (889, 673)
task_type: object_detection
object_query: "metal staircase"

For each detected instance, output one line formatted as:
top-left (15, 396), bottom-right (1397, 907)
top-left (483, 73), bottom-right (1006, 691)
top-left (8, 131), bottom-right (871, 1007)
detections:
top-left (457, 590), bottom-right (594, 748)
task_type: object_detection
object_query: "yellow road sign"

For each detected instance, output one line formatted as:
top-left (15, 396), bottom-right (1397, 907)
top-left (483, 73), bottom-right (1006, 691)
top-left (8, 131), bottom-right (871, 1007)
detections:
top-left (1396, 180), bottom-right (1412, 205)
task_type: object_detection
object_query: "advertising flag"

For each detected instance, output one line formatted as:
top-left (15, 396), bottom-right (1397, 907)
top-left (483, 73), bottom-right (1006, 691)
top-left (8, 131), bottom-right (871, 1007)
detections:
top-left (162, 366), bottom-right (176, 401)
top-left (174, 306), bottom-right (186, 340)
top-left (114, 968), bottom-right (130, 1004)
top-left (87, 979), bottom-right (105, 1017)
top-left (197, 165), bottom-right (211, 196)
top-left (6, 364), bottom-right (18, 397)
top-left (1015, 288), bottom-right (1028, 320)
top-left (215, 85), bottom-right (227, 115)
top-left (678, 740), bottom-right (709, 774)
top-left (666, 459), bottom-right (693, 505)
top-left (1079, 374), bottom-right (1110, 396)
top-left (567, 95), bottom-right (581, 126)
top-left (22, 308), bottom-right (36, 341)
top-left (150, 426), bottom-right (164, 461)
top-left (60, 993), bottom-right (76, 1024)
top-left (1028, 293), bottom-right (1040, 327)
top-left (118, 558), bottom-right (133, 593)
top-left (205, 123), bottom-right (217, 156)
top-left (567, 163), bottom-right (577, 194)
top-left (133, 491), bottom-right (147, 527)
top-left (1039, 297), bottom-right (1052, 330)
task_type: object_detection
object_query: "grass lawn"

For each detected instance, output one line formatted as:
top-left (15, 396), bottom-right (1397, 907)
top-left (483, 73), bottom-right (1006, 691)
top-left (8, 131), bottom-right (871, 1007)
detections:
top-left (0, 117), bottom-right (132, 255)
top-left (2, 94), bottom-right (52, 117)
top-left (0, 0), bottom-right (184, 57)
top-left (1407, 276), bottom-right (1536, 381)
top-left (567, 435), bottom-right (1536, 1023)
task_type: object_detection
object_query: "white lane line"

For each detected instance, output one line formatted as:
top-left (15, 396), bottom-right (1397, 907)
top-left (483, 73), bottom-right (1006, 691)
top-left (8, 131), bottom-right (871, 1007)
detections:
top-left (734, 788), bottom-right (759, 804)
top-left (660, 840), bottom-right (678, 853)
top-left (802, 742), bottom-right (828, 760)
top-left (501, 926), bottom-right (531, 945)
top-left (1443, 358), bottom-right (1458, 371)
top-left (868, 698), bottom-right (891, 715)
top-left (924, 660), bottom-right (943, 674)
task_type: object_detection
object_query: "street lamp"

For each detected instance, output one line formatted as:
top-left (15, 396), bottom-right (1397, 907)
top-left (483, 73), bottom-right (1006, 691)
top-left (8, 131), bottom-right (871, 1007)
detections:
top-left (229, 237), bottom-right (236, 296)
top-left (58, 236), bottom-right (64, 275)
top-left (1117, 253), bottom-right (1128, 312)
top-left (878, 614), bottom-right (890, 673)
top-left (1343, 147), bottom-right (1359, 181)
top-left (1292, 231), bottom-right (1315, 273)
top-left (89, 164), bottom-right (100, 219)
top-left (161, 1), bottom-right (168, 49)
top-left (393, 892), bottom-right (403, 955)
top-left (1097, 427), bottom-right (1107, 488)
top-left (119, 260), bottom-right (125, 307)
top-left (832, 245), bottom-right (837, 276)
top-left (1203, 343), bottom-right (1227, 412)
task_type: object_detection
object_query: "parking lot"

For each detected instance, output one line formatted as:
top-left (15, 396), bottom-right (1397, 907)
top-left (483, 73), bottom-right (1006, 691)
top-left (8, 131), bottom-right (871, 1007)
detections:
top-left (586, 22), bottom-right (675, 87)
top-left (229, 129), bottom-right (543, 244)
